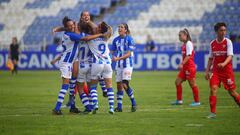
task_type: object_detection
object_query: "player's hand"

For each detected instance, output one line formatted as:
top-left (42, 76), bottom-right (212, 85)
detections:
top-left (52, 28), bottom-right (57, 35)
top-left (178, 64), bottom-right (183, 70)
top-left (205, 71), bottom-right (210, 80)
top-left (112, 56), bottom-right (119, 62)
top-left (50, 60), bottom-right (56, 65)
top-left (217, 63), bottom-right (225, 69)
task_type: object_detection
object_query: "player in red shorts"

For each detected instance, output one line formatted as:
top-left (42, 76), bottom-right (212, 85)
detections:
top-left (205, 22), bottom-right (240, 118)
top-left (172, 28), bottom-right (200, 107)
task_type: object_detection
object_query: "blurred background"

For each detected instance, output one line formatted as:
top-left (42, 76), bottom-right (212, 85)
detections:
top-left (0, 0), bottom-right (240, 71)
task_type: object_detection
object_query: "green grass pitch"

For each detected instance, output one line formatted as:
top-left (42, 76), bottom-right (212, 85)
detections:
top-left (0, 71), bottom-right (240, 135)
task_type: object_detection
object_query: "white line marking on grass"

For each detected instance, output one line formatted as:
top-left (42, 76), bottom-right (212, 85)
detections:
top-left (0, 114), bottom-right (42, 117)
top-left (185, 124), bottom-right (204, 127)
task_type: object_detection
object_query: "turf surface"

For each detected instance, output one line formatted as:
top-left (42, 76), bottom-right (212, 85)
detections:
top-left (0, 71), bottom-right (240, 135)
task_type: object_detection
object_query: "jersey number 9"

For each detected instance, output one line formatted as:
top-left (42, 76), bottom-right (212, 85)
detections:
top-left (98, 44), bottom-right (106, 54)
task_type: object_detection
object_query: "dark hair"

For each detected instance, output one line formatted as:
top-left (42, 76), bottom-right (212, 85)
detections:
top-left (100, 22), bottom-right (108, 33)
top-left (180, 28), bottom-right (192, 41)
top-left (121, 23), bottom-right (130, 35)
top-left (214, 22), bottom-right (227, 32)
top-left (62, 16), bottom-right (72, 27)
top-left (80, 11), bottom-right (89, 18)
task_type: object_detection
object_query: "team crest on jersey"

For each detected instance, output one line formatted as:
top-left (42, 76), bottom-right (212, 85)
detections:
top-left (185, 71), bottom-right (190, 75)
top-left (227, 78), bottom-right (233, 85)
top-left (222, 44), bottom-right (226, 48)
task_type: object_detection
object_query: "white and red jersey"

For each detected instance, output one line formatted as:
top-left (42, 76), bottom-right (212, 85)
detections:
top-left (209, 38), bottom-right (234, 72)
top-left (181, 41), bottom-right (195, 70)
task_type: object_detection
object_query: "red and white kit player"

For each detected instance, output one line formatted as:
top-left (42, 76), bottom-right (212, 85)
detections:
top-left (172, 28), bottom-right (200, 106)
top-left (205, 22), bottom-right (240, 119)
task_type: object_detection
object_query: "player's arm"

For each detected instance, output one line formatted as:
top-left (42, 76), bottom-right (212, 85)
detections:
top-left (205, 58), bottom-right (213, 80)
top-left (8, 46), bottom-right (11, 59)
top-left (68, 32), bottom-right (103, 42)
top-left (80, 33), bottom-right (103, 41)
top-left (50, 55), bottom-right (61, 65)
top-left (205, 45), bottom-right (213, 80)
top-left (178, 41), bottom-right (193, 70)
top-left (87, 21), bottom-right (98, 34)
top-left (112, 51), bottom-right (131, 62)
top-left (52, 26), bottom-right (66, 34)
top-left (217, 39), bottom-right (234, 68)
top-left (218, 56), bottom-right (232, 68)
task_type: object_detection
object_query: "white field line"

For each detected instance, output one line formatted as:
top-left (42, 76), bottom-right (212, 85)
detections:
top-left (0, 105), bottom-right (237, 117)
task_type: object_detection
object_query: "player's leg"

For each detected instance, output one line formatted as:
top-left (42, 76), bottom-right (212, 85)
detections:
top-left (228, 90), bottom-right (240, 107)
top-left (122, 68), bottom-right (136, 112)
top-left (207, 85), bottom-right (218, 118)
top-left (77, 81), bottom-right (92, 113)
top-left (53, 64), bottom-right (72, 115)
top-left (76, 66), bottom-right (92, 113)
top-left (90, 63), bottom-right (103, 113)
top-left (115, 67), bottom-right (124, 112)
top-left (53, 77), bottom-right (70, 115)
top-left (115, 82), bottom-right (124, 112)
top-left (172, 76), bottom-right (184, 105)
top-left (188, 78), bottom-right (200, 106)
top-left (207, 73), bottom-right (221, 118)
top-left (103, 64), bottom-right (114, 114)
top-left (221, 73), bottom-right (240, 107)
top-left (99, 76), bottom-right (107, 97)
top-left (12, 59), bottom-right (18, 74)
top-left (66, 61), bottom-right (79, 112)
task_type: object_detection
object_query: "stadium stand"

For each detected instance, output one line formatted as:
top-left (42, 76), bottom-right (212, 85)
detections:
top-left (0, 0), bottom-right (239, 50)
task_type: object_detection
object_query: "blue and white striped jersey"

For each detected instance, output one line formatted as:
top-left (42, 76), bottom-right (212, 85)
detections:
top-left (87, 37), bottom-right (111, 64)
top-left (78, 33), bottom-right (92, 67)
top-left (60, 32), bottom-right (84, 63)
top-left (112, 35), bottom-right (135, 68)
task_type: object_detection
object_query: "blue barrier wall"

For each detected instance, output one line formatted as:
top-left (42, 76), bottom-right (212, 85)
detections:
top-left (1, 50), bottom-right (240, 71)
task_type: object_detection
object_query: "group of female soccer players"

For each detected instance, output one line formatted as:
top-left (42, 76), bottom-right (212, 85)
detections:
top-left (51, 11), bottom-right (137, 115)
top-left (173, 22), bottom-right (240, 118)
top-left (51, 10), bottom-right (239, 118)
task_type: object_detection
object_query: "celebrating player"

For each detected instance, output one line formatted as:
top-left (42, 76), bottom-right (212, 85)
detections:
top-left (87, 22), bottom-right (115, 114)
top-left (52, 16), bottom-right (104, 115)
top-left (205, 22), bottom-right (240, 118)
top-left (171, 28), bottom-right (200, 106)
top-left (112, 23), bottom-right (137, 112)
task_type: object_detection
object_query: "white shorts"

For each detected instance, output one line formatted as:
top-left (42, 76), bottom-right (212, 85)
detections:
top-left (91, 63), bottom-right (112, 80)
top-left (77, 64), bottom-right (91, 83)
top-left (59, 62), bottom-right (73, 79)
top-left (116, 67), bottom-right (133, 82)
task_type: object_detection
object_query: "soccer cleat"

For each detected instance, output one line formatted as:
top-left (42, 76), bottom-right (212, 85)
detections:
top-left (114, 107), bottom-right (123, 112)
top-left (131, 106), bottom-right (137, 112)
top-left (102, 92), bottom-right (108, 98)
top-left (81, 109), bottom-right (92, 115)
top-left (189, 102), bottom-right (201, 107)
top-left (61, 102), bottom-right (71, 109)
top-left (171, 100), bottom-right (183, 105)
top-left (69, 107), bottom-right (81, 114)
top-left (92, 104), bottom-right (99, 114)
top-left (52, 109), bottom-right (63, 115)
top-left (207, 113), bottom-right (216, 119)
top-left (109, 108), bottom-right (114, 114)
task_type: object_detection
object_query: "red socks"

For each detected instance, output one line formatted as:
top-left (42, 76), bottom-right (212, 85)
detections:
top-left (176, 84), bottom-right (182, 101)
top-left (209, 96), bottom-right (217, 113)
top-left (192, 86), bottom-right (199, 102)
top-left (235, 94), bottom-right (240, 105)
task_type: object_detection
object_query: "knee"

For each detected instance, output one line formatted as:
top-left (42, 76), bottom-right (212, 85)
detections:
top-left (117, 83), bottom-right (123, 90)
top-left (189, 81), bottom-right (197, 88)
top-left (210, 86), bottom-right (218, 95)
top-left (122, 80), bottom-right (130, 90)
top-left (105, 79), bottom-right (112, 88)
top-left (175, 79), bottom-right (181, 86)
